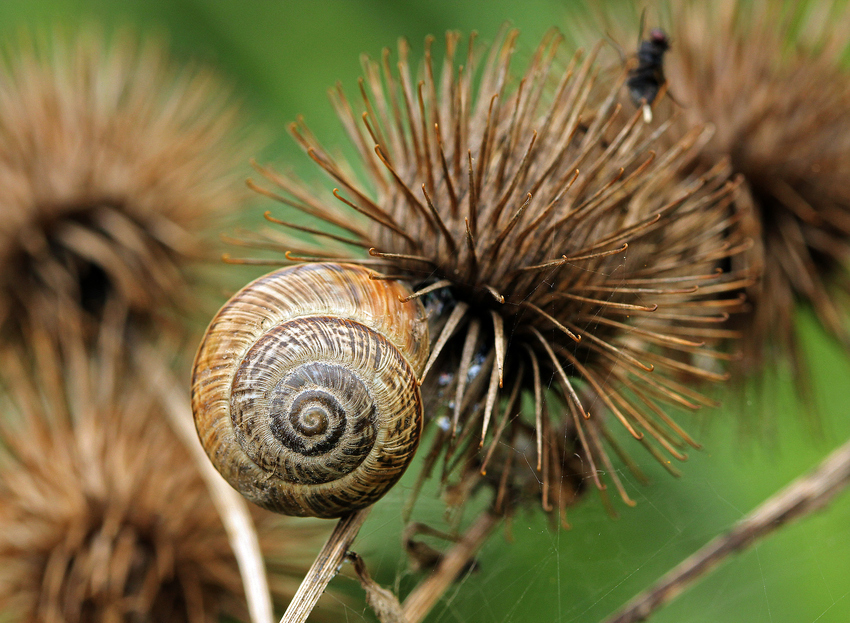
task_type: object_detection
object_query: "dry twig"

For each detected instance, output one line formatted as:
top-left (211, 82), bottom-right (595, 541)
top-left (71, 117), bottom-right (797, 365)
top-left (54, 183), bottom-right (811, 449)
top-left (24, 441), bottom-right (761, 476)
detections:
top-left (281, 508), bottom-right (371, 623)
top-left (402, 510), bottom-right (501, 623)
top-left (604, 435), bottom-right (850, 623)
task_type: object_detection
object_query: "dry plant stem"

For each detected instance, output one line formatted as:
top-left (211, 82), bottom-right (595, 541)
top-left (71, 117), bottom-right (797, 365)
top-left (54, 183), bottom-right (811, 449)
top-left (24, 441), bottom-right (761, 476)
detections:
top-left (348, 551), bottom-right (406, 623)
top-left (137, 348), bottom-right (274, 623)
top-left (281, 508), bottom-right (371, 623)
top-left (604, 435), bottom-right (850, 623)
top-left (402, 510), bottom-right (501, 623)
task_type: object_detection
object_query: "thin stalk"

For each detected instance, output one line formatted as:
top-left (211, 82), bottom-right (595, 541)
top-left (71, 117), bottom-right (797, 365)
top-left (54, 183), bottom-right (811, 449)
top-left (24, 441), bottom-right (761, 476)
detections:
top-left (137, 347), bottom-right (274, 623)
top-left (603, 436), bottom-right (850, 623)
top-left (402, 510), bottom-right (500, 623)
top-left (281, 508), bottom-right (372, 623)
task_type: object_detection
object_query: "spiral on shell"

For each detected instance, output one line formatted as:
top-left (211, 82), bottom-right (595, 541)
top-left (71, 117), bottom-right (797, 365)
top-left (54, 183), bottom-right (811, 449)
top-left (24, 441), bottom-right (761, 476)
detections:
top-left (191, 263), bottom-right (429, 518)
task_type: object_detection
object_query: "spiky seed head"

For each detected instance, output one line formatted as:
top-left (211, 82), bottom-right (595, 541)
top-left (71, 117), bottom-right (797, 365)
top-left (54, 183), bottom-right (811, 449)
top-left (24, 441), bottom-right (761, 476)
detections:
top-left (0, 325), bottom-right (326, 623)
top-left (0, 31), bottom-right (254, 343)
top-left (596, 0), bottom-right (850, 394)
top-left (673, 0), bottom-right (850, 389)
top-left (243, 30), bottom-right (751, 517)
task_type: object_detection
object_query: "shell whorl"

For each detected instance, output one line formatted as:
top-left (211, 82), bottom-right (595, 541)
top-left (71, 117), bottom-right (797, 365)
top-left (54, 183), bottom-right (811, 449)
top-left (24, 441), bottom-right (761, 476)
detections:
top-left (191, 263), bottom-right (429, 518)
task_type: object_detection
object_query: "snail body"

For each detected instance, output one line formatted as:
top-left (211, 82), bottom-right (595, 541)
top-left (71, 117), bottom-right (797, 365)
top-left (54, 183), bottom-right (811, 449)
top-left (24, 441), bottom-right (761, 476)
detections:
top-left (191, 263), bottom-right (429, 518)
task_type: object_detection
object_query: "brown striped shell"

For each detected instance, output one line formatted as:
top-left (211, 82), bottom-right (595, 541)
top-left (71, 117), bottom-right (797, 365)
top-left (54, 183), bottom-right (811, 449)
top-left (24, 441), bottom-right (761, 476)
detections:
top-left (191, 263), bottom-right (429, 518)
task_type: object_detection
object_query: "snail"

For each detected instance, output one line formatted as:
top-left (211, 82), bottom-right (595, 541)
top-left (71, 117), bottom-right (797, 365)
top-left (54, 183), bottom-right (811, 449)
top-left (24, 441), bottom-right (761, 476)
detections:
top-left (191, 262), bottom-right (430, 518)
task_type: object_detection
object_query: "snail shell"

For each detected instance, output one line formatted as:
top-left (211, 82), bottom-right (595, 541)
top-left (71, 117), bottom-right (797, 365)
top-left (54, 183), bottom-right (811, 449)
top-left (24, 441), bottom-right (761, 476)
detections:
top-left (191, 263), bottom-right (429, 518)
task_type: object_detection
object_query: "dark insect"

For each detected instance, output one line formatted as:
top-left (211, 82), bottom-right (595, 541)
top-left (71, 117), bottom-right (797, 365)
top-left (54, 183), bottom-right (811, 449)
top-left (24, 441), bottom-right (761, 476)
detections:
top-left (627, 27), bottom-right (670, 122)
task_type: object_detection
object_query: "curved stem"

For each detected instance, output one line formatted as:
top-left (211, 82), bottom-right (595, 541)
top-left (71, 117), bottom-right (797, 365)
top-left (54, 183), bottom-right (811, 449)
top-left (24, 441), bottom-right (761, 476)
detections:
top-left (604, 436), bottom-right (850, 623)
top-left (138, 348), bottom-right (274, 623)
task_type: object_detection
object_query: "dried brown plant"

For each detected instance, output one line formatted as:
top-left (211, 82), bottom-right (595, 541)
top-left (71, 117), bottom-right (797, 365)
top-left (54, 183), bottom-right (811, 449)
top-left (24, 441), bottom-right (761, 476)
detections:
top-left (0, 30), bottom-right (253, 343)
top-left (0, 321), bottom-right (324, 623)
top-left (583, 0), bottom-right (850, 397)
top-left (668, 0), bottom-right (850, 394)
top-left (241, 29), bottom-right (752, 521)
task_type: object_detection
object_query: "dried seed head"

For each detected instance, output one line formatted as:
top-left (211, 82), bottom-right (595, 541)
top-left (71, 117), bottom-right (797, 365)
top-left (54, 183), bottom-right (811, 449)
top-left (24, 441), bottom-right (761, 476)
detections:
top-left (0, 31), bottom-right (254, 343)
top-left (587, 0), bottom-right (850, 395)
top-left (669, 0), bottom-right (850, 391)
top-left (245, 30), bottom-right (750, 517)
top-left (0, 324), bottom-right (325, 623)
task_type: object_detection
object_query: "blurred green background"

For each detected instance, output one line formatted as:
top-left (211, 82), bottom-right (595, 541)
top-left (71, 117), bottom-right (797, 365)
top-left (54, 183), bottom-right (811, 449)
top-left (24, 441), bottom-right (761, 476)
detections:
top-left (4, 1), bottom-right (848, 622)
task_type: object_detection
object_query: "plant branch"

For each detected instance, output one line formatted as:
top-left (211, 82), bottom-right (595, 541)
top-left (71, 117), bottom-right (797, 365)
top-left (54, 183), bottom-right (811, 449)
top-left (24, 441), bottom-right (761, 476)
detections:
top-left (402, 509), bottom-right (501, 623)
top-left (604, 435), bottom-right (850, 623)
top-left (281, 508), bottom-right (371, 623)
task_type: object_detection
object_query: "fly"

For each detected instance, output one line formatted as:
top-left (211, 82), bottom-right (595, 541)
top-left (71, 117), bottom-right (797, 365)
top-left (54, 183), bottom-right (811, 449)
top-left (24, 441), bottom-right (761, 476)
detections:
top-left (624, 12), bottom-right (671, 122)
